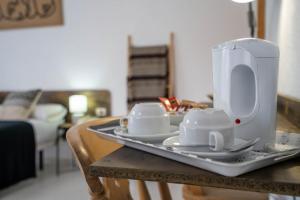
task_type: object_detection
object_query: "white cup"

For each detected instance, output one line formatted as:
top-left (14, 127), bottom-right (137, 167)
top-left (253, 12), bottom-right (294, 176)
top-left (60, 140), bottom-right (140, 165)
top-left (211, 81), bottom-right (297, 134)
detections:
top-left (179, 108), bottom-right (234, 151)
top-left (120, 103), bottom-right (170, 135)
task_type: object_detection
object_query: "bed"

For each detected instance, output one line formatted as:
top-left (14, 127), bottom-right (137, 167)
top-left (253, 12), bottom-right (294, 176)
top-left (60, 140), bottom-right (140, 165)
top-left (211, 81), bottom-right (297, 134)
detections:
top-left (0, 90), bottom-right (111, 189)
top-left (29, 119), bottom-right (63, 149)
top-left (0, 121), bottom-right (35, 189)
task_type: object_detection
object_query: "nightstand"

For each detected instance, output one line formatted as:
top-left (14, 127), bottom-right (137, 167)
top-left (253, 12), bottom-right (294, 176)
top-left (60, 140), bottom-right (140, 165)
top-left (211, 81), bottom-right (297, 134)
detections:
top-left (56, 122), bottom-right (73, 176)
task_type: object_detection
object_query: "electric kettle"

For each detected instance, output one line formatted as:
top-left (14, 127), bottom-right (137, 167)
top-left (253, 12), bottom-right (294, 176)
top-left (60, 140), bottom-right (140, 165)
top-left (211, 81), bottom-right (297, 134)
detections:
top-left (212, 38), bottom-right (279, 150)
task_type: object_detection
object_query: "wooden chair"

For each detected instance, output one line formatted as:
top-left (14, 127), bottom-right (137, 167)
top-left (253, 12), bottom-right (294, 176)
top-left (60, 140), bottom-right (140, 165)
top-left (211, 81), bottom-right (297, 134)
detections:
top-left (66, 117), bottom-right (171, 200)
top-left (67, 117), bottom-right (270, 200)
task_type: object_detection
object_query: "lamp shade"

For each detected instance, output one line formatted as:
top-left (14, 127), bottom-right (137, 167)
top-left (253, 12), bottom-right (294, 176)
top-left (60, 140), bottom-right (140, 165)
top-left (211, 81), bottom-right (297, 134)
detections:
top-left (69, 95), bottom-right (88, 114)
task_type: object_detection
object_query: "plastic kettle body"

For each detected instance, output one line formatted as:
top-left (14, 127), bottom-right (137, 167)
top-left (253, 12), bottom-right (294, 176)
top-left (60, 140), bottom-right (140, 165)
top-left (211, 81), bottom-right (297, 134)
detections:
top-left (212, 38), bottom-right (279, 150)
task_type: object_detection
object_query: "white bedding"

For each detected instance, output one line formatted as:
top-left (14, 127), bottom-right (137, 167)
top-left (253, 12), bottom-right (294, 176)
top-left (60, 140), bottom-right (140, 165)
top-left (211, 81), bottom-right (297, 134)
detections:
top-left (27, 119), bottom-right (63, 149)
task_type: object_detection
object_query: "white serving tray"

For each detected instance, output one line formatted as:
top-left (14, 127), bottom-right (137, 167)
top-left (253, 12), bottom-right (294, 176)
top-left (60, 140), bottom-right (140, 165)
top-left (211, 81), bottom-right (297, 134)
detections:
top-left (88, 124), bottom-right (300, 177)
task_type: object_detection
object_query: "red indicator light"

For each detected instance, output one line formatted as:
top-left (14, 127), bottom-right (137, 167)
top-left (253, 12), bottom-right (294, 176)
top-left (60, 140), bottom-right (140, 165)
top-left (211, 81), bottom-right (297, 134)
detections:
top-left (235, 119), bottom-right (241, 124)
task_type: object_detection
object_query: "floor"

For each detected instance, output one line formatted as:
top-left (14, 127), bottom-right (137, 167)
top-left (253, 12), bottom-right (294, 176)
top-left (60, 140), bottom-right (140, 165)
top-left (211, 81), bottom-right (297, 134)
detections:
top-left (0, 142), bottom-right (182, 200)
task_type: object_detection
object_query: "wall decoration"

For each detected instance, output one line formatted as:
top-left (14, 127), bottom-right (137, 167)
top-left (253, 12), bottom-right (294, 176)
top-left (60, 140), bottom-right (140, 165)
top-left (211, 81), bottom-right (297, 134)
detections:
top-left (0, 0), bottom-right (63, 30)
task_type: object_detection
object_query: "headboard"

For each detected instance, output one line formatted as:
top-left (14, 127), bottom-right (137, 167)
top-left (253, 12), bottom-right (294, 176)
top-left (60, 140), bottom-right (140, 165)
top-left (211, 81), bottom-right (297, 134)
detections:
top-left (0, 90), bottom-right (111, 122)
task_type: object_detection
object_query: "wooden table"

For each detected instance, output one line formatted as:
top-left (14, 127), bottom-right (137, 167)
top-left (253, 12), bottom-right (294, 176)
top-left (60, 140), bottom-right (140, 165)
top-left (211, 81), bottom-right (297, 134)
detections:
top-left (88, 115), bottom-right (300, 196)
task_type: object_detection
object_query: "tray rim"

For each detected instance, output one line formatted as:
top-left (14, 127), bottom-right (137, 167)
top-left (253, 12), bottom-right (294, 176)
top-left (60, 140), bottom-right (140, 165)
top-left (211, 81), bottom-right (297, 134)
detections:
top-left (87, 126), bottom-right (300, 176)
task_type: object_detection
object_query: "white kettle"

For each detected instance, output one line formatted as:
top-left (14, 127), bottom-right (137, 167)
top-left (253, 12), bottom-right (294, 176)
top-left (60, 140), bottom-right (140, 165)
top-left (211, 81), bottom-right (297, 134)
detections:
top-left (212, 38), bottom-right (279, 150)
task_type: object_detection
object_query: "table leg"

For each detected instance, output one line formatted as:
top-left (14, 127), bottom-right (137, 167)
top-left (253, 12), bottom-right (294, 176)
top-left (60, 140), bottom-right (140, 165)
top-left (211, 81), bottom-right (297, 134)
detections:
top-left (56, 129), bottom-right (60, 176)
top-left (71, 155), bottom-right (77, 168)
top-left (39, 150), bottom-right (44, 170)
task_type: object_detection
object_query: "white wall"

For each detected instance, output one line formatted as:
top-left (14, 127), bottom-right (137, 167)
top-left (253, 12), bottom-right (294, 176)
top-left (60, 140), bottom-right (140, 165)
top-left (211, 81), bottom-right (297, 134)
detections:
top-left (0, 0), bottom-right (249, 115)
top-left (266, 0), bottom-right (300, 99)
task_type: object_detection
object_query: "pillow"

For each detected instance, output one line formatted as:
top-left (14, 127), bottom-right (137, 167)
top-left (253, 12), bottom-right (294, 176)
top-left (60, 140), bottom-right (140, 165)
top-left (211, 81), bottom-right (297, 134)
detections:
top-left (0, 106), bottom-right (29, 120)
top-left (33, 104), bottom-right (67, 122)
top-left (0, 89), bottom-right (42, 120)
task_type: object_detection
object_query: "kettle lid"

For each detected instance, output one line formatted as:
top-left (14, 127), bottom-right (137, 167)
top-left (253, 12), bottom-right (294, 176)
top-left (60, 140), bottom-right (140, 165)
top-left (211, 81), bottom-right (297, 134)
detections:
top-left (213, 38), bottom-right (279, 58)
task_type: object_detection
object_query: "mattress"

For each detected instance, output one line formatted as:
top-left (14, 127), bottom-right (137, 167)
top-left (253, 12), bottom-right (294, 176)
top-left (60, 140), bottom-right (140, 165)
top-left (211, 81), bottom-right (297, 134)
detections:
top-left (27, 119), bottom-right (63, 148)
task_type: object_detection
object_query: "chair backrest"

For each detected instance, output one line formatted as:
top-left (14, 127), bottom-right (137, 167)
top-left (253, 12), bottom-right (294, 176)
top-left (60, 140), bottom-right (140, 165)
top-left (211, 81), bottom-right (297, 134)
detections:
top-left (66, 117), bottom-right (132, 200)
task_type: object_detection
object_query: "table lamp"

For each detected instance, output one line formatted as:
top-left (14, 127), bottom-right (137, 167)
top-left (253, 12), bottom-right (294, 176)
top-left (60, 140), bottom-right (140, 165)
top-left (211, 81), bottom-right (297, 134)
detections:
top-left (69, 95), bottom-right (88, 123)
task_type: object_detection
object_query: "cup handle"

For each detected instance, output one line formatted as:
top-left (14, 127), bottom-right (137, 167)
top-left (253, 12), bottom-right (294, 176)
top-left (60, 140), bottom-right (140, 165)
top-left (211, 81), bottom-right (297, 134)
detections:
top-left (119, 117), bottom-right (128, 129)
top-left (209, 131), bottom-right (224, 151)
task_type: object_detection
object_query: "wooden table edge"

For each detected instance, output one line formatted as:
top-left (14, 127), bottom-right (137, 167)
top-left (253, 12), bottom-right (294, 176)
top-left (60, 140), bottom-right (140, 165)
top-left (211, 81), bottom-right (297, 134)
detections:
top-left (88, 147), bottom-right (300, 196)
